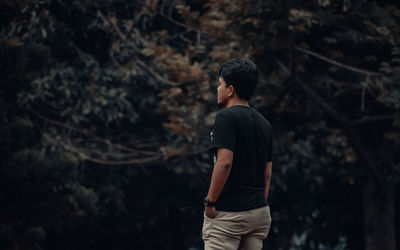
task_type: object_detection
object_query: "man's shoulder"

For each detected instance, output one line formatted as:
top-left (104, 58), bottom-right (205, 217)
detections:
top-left (215, 108), bottom-right (236, 121)
top-left (250, 108), bottom-right (272, 127)
top-left (217, 105), bottom-right (250, 116)
top-left (215, 106), bottom-right (272, 128)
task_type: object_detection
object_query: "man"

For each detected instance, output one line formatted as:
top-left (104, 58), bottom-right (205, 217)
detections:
top-left (202, 58), bottom-right (273, 250)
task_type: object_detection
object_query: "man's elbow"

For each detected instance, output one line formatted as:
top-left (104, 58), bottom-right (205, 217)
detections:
top-left (216, 160), bottom-right (232, 171)
top-left (223, 161), bottom-right (232, 170)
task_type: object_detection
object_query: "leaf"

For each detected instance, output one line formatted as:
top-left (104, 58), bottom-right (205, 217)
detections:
top-left (160, 144), bottom-right (187, 160)
top-left (8, 37), bottom-right (23, 47)
top-left (41, 28), bottom-right (47, 38)
top-left (375, 26), bottom-right (390, 36)
top-left (317, 0), bottom-right (331, 7)
top-left (324, 37), bottom-right (337, 44)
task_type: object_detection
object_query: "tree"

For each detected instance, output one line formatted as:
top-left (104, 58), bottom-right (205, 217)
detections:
top-left (1, 0), bottom-right (399, 249)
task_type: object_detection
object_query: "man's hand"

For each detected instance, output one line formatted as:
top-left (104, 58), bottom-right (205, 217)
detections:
top-left (205, 205), bottom-right (217, 219)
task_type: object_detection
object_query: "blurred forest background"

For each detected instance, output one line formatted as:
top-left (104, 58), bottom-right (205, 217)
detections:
top-left (1, 0), bottom-right (399, 249)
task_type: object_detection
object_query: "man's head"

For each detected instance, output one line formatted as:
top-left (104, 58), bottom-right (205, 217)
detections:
top-left (217, 58), bottom-right (258, 106)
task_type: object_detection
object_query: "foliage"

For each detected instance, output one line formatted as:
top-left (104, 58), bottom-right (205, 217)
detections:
top-left (1, 0), bottom-right (399, 249)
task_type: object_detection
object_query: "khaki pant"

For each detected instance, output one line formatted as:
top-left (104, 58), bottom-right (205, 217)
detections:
top-left (202, 206), bottom-right (271, 250)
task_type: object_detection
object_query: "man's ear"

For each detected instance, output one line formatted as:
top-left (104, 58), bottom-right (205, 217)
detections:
top-left (228, 85), bottom-right (234, 97)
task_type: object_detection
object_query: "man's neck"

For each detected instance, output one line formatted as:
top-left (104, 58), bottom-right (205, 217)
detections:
top-left (225, 98), bottom-right (249, 108)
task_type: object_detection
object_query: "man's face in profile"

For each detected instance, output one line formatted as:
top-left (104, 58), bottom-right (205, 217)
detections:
top-left (217, 77), bottom-right (231, 106)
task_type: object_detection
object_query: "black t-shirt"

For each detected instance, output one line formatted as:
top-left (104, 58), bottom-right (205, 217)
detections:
top-left (208, 105), bottom-right (273, 212)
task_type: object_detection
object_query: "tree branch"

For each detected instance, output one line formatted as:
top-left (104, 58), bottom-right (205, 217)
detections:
top-left (351, 115), bottom-right (395, 125)
top-left (153, 1), bottom-right (217, 43)
top-left (277, 60), bottom-right (348, 127)
top-left (157, 8), bottom-right (201, 33)
top-left (43, 132), bottom-right (162, 165)
top-left (97, 10), bottom-right (183, 87)
top-left (30, 108), bottom-right (161, 157)
top-left (295, 46), bottom-right (382, 76)
top-left (31, 109), bottom-right (205, 165)
top-left (277, 60), bottom-right (384, 184)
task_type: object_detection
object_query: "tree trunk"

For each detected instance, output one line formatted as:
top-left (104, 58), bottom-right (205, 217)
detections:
top-left (363, 174), bottom-right (396, 250)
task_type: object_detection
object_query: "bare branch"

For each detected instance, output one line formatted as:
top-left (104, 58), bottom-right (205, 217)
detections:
top-left (276, 60), bottom-right (291, 76)
top-left (361, 75), bottom-right (370, 111)
top-left (295, 46), bottom-right (382, 76)
top-left (160, 0), bottom-right (166, 14)
top-left (179, 33), bottom-right (191, 43)
top-left (135, 60), bottom-right (182, 86)
top-left (153, 1), bottom-right (214, 42)
top-left (43, 133), bottom-right (161, 165)
top-left (30, 109), bottom-right (161, 157)
top-left (196, 31), bottom-right (201, 45)
top-left (351, 115), bottom-right (395, 125)
top-left (168, 0), bottom-right (175, 18)
top-left (163, 29), bottom-right (191, 41)
top-left (156, 0), bottom-right (203, 37)
top-left (361, 86), bottom-right (366, 111)
top-left (157, 8), bottom-right (201, 33)
top-left (32, 109), bottom-right (204, 165)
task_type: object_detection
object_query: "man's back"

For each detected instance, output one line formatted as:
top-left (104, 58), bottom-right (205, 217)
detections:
top-left (209, 105), bottom-right (273, 211)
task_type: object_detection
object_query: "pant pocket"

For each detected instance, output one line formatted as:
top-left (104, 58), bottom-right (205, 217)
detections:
top-left (262, 206), bottom-right (272, 238)
top-left (202, 217), bottom-right (210, 240)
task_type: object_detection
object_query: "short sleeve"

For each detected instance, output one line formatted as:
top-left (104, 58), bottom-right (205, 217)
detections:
top-left (208, 112), bottom-right (235, 153)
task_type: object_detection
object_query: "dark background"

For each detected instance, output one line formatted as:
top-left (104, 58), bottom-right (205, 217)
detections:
top-left (1, 0), bottom-right (399, 249)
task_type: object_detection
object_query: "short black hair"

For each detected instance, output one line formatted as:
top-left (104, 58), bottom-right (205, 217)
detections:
top-left (218, 58), bottom-right (258, 101)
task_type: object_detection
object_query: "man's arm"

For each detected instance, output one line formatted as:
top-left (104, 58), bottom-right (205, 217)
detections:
top-left (205, 148), bottom-right (233, 218)
top-left (265, 161), bottom-right (272, 199)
